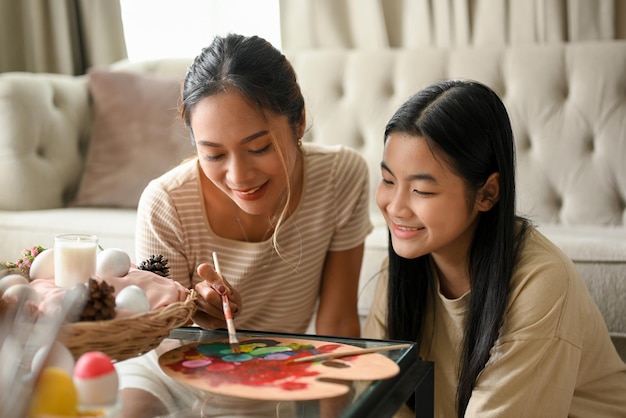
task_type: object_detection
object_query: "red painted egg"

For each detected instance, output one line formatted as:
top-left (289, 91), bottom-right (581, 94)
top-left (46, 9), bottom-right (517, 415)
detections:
top-left (73, 351), bottom-right (118, 406)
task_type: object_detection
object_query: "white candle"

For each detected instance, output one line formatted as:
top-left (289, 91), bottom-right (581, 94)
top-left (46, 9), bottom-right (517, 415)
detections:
top-left (54, 234), bottom-right (98, 289)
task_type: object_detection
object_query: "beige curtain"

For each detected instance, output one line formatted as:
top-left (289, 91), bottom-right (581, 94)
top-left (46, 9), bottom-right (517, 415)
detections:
top-left (280, 0), bottom-right (626, 49)
top-left (0, 0), bottom-right (127, 74)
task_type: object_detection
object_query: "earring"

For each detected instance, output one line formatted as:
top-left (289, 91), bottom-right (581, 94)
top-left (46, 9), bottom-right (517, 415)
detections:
top-left (297, 139), bottom-right (302, 147)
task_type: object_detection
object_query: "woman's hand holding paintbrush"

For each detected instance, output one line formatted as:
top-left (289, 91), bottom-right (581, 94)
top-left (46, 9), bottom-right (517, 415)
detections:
top-left (211, 252), bottom-right (240, 353)
top-left (193, 260), bottom-right (242, 339)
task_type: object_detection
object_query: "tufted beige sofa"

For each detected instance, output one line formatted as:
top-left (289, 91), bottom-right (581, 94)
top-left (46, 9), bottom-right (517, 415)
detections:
top-left (1, 41), bottom-right (625, 359)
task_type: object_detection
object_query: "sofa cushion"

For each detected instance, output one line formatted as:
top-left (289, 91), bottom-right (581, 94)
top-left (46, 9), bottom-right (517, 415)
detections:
top-left (0, 208), bottom-right (137, 260)
top-left (71, 70), bottom-right (195, 208)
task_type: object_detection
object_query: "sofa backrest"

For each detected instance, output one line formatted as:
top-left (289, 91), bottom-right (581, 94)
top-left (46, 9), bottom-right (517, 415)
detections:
top-left (0, 73), bottom-right (91, 210)
top-left (1, 41), bottom-right (625, 229)
top-left (287, 42), bottom-right (626, 228)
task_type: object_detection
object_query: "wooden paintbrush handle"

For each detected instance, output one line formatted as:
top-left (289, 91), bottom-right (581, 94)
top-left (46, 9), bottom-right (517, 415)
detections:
top-left (290, 343), bottom-right (412, 363)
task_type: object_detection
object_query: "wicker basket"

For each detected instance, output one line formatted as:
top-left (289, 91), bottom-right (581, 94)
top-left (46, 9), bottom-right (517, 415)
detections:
top-left (57, 290), bottom-right (197, 362)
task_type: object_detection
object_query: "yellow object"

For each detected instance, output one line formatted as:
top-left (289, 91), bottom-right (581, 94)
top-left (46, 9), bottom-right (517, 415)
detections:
top-left (28, 367), bottom-right (78, 417)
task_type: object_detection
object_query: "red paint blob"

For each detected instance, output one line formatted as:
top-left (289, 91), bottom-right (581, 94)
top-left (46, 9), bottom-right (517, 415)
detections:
top-left (205, 363), bottom-right (236, 372)
top-left (280, 381), bottom-right (308, 390)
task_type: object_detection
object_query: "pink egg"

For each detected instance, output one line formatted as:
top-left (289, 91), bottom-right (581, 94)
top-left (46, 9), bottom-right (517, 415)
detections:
top-left (73, 351), bottom-right (118, 406)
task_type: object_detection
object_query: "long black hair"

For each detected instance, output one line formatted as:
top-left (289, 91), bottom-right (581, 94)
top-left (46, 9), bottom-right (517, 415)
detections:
top-left (384, 80), bottom-right (529, 417)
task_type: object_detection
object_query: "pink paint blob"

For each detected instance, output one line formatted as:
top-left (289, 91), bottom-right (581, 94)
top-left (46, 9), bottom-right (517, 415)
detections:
top-left (182, 359), bottom-right (212, 368)
top-left (263, 353), bottom-right (291, 360)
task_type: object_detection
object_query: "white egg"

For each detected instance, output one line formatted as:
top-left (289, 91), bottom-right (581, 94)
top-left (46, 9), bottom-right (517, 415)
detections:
top-left (96, 248), bottom-right (131, 278)
top-left (2, 283), bottom-right (41, 304)
top-left (31, 341), bottom-right (75, 376)
top-left (75, 371), bottom-right (118, 406)
top-left (29, 248), bottom-right (55, 280)
top-left (115, 285), bottom-right (150, 313)
top-left (0, 274), bottom-right (29, 296)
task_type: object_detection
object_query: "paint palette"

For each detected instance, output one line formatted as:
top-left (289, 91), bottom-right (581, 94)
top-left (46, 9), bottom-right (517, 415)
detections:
top-left (158, 337), bottom-right (400, 400)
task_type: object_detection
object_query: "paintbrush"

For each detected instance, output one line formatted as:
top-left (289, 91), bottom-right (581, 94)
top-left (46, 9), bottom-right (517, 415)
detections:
top-left (289, 343), bottom-right (412, 363)
top-left (212, 252), bottom-right (240, 354)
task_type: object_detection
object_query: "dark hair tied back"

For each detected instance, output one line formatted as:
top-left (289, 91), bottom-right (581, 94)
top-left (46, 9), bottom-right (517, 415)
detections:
top-left (180, 33), bottom-right (305, 138)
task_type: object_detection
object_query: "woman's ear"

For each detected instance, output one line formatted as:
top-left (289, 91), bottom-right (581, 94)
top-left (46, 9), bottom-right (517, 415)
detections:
top-left (476, 172), bottom-right (500, 212)
top-left (298, 107), bottom-right (306, 139)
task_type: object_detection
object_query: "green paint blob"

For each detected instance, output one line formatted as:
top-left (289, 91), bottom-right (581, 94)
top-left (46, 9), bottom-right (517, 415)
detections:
top-left (198, 342), bottom-right (230, 356)
top-left (250, 346), bottom-right (293, 356)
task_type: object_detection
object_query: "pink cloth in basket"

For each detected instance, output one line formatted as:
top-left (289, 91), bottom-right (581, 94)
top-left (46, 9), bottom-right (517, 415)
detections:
top-left (31, 269), bottom-right (190, 319)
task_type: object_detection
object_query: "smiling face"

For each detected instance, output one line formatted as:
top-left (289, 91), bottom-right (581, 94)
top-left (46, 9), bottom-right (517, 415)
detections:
top-left (191, 90), bottom-right (302, 218)
top-left (376, 133), bottom-right (483, 264)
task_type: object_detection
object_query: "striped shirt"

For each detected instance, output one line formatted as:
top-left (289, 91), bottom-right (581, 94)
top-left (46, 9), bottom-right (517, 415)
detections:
top-left (135, 143), bottom-right (373, 333)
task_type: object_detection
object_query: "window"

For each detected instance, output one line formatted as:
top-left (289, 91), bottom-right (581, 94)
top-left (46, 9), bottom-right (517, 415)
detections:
top-left (120, 0), bottom-right (282, 62)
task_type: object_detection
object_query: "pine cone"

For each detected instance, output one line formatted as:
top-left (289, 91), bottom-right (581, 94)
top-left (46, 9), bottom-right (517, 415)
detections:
top-left (137, 254), bottom-right (170, 277)
top-left (78, 278), bottom-right (116, 321)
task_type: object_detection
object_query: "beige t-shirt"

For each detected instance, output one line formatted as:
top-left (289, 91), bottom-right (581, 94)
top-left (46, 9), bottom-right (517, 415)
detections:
top-left (365, 227), bottom-right (626, 417)
top-left (135, 143), bottom-right (373, 334)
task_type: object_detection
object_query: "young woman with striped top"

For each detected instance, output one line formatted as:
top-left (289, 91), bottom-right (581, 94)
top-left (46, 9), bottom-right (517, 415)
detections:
top-left (116, 33), bottom-right (372, 417)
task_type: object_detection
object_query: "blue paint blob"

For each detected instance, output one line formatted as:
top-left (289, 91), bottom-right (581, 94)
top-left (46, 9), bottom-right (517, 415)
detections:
top-left (222, 353), bottom-right (253, 362)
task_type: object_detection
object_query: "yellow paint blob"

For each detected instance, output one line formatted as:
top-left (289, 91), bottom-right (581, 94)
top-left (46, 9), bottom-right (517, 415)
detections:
top-left (29, 366), bottom-right (78, 417)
